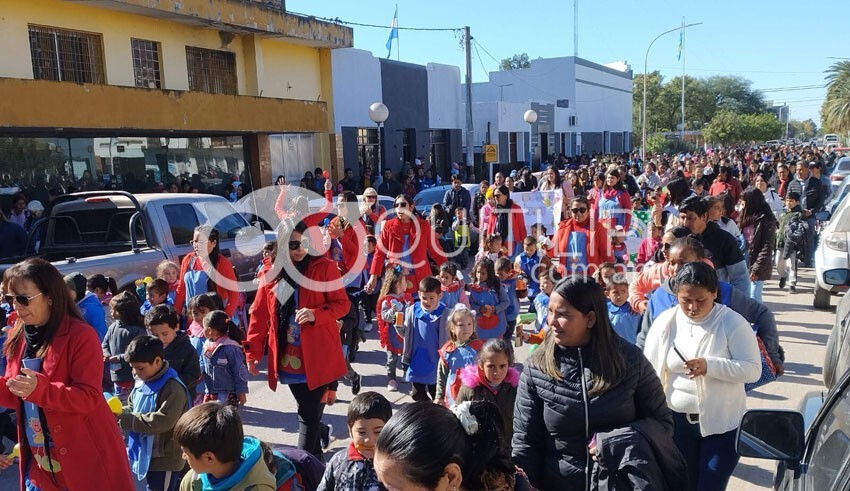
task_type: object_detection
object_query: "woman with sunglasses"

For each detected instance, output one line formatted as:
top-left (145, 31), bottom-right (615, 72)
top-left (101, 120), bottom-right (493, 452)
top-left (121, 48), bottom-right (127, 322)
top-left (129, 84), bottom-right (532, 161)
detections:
top-left (359, 187), bottom-right (386, 236)
top-left (365, 195), bottom-right (447, 296)
top-left (173, 225), bottom-right (239, 319)
top-left (0, 258), bottom-right (134, 489)
top-left (553, 196), bottom-right (613, 277)
top-left (245, 219), bottom-right (350, 458)
top-left (485, 185), bottom-right (527, 257)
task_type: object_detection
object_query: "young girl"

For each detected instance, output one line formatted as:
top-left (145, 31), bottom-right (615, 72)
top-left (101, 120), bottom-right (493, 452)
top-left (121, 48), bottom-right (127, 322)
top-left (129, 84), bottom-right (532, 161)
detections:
top-left (188, 293), bottom-right (222, 401)
top-left (156, 259), bottom-right (180, 304)
top-left (102, 291), bottom-right (147, 403)
top-left (494, 257), bottom-right (519, 344)
top-left (88, 273), bottom-right (118, 327)
top-left (475, 234), bottom-right (505, 263)
top-left (201, 310), bottom-right (249, 406)
top-left (468, 258), bottom-right (509, 340)
top-left (434, 305), bottom-right (482, 407)
top-left (438, 262), bottom-right (469, 308)
top-left (377, 267), bottom-right (412, 392)
top-left (455, 338), bottom-right (520, 443)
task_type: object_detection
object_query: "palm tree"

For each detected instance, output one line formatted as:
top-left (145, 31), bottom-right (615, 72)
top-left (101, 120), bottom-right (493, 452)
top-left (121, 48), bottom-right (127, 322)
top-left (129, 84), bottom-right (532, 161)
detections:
top-left (822, 61), bottom-right (850, 133)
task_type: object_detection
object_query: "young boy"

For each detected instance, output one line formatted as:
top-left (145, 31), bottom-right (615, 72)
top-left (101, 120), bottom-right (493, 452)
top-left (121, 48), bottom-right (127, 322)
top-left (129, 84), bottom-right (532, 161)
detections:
top-left (610, 225), bottom-right (629, 266)
top-left (777, 191), bottom-right (805, 293)
top-left (451, 207), bottom-right (476, 269)
top-left (398, 277), bottom-right (448, 402)
top-left (495, 257), bottom-right (519, 344)
top-left (514, 236), bottom-right (541, 309)
top-left (120, 335), bottom-right (190, 491)
top-left (145, 305), bottom-right (202, 402)
top-left (141, 279), bottom-right (173, 315)
top-left (606, 273), bottom-right (640, 345)
top-left (317, 392), bottom-right (392, 490)
top-left (174, 402), bottom-right (276, 491)
top-left (533, 269), bottom-right (561, 333)
top-left (360, 235), bottom-right (379, 333)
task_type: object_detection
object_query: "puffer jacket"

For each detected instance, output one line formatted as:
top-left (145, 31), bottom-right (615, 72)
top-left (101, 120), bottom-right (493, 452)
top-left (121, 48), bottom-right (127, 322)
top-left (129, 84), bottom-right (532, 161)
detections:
top-left (512, 338), bottom-right (671, 491)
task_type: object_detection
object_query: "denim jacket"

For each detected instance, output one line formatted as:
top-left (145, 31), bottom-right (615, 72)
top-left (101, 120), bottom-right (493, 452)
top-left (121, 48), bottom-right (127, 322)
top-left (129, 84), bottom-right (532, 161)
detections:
top-left (201, 336), bottom-right (249, 394)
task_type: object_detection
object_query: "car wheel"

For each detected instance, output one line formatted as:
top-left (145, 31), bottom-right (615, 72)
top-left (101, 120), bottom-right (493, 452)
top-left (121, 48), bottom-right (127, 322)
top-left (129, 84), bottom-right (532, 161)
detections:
top-left (814, 284), bottom-right (832, 309)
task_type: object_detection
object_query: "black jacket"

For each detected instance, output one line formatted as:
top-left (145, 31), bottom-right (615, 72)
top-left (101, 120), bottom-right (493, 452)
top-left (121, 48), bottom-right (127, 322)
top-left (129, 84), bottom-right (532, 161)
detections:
top-left (788, 175), bottom-right (825, 215)
top-left (163, 330), bottom-right (202, 399)
top-left (378, 179), bottom-right (403, 198)
top-left (672, 220), bottom-right (743, 271)
top-left (442, 186), bottom-right (472, 217)
top-left (512, 339), bottom-right (671, 491)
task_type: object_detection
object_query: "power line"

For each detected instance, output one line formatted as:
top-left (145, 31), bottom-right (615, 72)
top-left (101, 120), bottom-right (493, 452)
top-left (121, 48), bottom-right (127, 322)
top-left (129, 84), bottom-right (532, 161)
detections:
top-left (761, 85), bottom-right (825, 92)
top-left (651, 65), bottom-right (825, 75)
top-left (471, 40), bottom-right (491, 79)
top-left (288, 11), bottom-right (461, 32)
top-left (472, 39), bottom-right (560, 99)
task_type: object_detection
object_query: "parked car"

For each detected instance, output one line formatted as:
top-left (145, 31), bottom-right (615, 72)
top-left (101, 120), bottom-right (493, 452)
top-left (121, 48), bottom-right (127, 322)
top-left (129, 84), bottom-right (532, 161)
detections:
top-left (813, 196), bottom-right (850, 308)
top-left (824, 287), bottom-right (850, 390)
top-left (412, 184), bottom-right (478, 216)
top-left (824, 177), bottom-right (850, 221)
top-left (830, 157), bottom-right (850, 191)
top-left (824, 133), bottom-right (842, 146)
top-left (0, 191), bottom-right (272, 291)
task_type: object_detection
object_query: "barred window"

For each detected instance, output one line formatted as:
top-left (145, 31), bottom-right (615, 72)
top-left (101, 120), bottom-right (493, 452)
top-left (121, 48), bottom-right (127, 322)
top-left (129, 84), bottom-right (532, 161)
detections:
top-left (131, 38), bottom-right (162, 89)
top-left (186, 46), bottom-right (238, 95)
top-left (28, 25), bottom-right (105, 84)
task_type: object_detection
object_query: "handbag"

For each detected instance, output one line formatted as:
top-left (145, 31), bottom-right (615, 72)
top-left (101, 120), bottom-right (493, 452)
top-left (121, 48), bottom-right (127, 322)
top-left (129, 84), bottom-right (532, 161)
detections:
top-left (745, 325), bottom-right (777, 392)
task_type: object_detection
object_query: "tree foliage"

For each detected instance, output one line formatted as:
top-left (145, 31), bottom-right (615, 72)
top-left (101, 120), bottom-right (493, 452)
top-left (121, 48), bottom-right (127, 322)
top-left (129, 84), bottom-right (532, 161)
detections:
top-left (822, 61), bottom-right (850, 133)
top-left (787, 119), bottom-right (818, 140)
top-left (0, 138), bottom-right (66, 178)
top-left (702, 110), bottom-right (782, 145)
top-left (500, 53), bottom-right (531, 71)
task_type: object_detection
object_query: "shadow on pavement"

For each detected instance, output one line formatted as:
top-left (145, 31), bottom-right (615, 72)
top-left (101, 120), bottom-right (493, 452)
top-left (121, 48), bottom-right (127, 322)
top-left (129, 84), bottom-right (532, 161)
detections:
top-left (782, 362), bottom-right (821, 377)
top-left (734, 460), bottom-right (776, 488)
top-left (748, 391), bottom-right (788, 401)
top-left (780, 329), bottom-right (829, 345)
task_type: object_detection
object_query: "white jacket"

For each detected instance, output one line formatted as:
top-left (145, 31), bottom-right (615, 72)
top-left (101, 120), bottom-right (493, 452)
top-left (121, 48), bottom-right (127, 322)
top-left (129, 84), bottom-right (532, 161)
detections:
top-left (643, 303), bottom-right (761, 437)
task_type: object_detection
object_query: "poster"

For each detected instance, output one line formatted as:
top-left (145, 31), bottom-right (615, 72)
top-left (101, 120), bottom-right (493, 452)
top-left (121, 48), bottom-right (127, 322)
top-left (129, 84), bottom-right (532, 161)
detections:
top-left (511, 190), bottom-right (562, 236)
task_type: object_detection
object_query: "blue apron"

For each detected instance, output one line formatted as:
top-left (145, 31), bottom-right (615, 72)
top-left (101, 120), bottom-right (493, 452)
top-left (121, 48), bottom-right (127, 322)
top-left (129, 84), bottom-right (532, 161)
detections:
top-left (184, 257), bottom-right (211, 312)
top-left (598, 190), bottom-right (626, 227)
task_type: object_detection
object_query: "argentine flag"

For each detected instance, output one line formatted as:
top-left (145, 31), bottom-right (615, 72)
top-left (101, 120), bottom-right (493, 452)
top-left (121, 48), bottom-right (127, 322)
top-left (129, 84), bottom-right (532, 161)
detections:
top-left (386, 6), bottom-right (398, 59)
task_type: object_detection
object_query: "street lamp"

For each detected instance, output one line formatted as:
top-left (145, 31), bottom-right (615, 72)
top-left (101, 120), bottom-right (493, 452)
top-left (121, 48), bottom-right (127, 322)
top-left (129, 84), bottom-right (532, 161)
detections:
top-left (524, 109), bottom-right (537, 169)
top-left (368, 102), bottom-right (389, 176)
top-left (642, 22), bottom-right (703, 160)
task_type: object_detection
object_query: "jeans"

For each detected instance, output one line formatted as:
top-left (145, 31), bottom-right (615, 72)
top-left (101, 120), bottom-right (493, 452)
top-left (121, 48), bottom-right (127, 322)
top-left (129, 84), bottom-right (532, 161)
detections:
top-left (288, 382), bottom-right (328, 459)
top-left (672, 412), bottom-right (739, 491)
top-left (749, 280), bottom-right (764, 303)
top-left (806, 215), bottom-right (817, 264)
top-left (147, 470), bottom-right (182, 491)
top-left (386, 351), bottom-right (401, 381)
top-left (410, 383), bottom-right (436, 402)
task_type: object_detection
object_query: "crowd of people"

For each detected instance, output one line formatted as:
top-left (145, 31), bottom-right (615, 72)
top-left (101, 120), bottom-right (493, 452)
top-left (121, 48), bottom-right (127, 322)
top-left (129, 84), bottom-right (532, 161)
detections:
top-left (0, 141), bottom-right (836, 490)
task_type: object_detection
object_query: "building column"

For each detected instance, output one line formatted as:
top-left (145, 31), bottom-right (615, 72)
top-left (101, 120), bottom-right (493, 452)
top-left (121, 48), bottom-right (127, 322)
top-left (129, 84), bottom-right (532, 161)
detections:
top-left (247, 133), bottom-right (272, 188)
top-left (319, 48), bottom-right (339, 180)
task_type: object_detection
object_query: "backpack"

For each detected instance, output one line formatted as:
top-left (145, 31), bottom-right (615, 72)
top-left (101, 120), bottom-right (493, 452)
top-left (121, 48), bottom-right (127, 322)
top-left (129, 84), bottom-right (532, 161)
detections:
top-left (784, 214), bottom-right (808, 246)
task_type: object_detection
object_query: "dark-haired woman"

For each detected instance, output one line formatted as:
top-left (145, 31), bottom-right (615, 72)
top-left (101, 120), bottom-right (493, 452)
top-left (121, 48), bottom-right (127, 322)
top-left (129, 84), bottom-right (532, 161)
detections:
top-left (174, 225), bottom-right (239, 319)
top-left (595, 168), bottom-right (632, 230)
top-left (738, 187), bottom-right (777, 303)
top-left (245, 220), bottom-right (350, 458)
top-left (553, 196), bottom-right (612, 277)
top-left (0, 258), bottom-right (134, 489)
top-left (513, 276), bottom-right (677, 491)
top-left (486, 185), bottom-right (527, 256)
top-left (643, 262), bottom-right (760, 491)
top-left (375, 400), bottom-right (530, 491)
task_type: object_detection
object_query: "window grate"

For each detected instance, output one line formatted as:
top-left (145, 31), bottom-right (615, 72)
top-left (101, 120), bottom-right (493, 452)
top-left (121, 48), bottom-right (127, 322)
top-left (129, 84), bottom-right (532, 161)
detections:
top-left (28, 25), bottom-right (105, 84)
top-left (131, 38), bottom-right (162, 89)
top-left (186, 46), bottom-right (238, 95)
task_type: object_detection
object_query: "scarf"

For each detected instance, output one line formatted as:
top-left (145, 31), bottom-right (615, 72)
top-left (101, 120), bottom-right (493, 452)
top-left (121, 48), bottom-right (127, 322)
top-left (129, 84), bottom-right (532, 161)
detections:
top-left (494, 203), bottom-right (511, 239)
top-left (23, 324), bottom-right (47, 359)
top-left (200, 437), bottom-right (264, 491)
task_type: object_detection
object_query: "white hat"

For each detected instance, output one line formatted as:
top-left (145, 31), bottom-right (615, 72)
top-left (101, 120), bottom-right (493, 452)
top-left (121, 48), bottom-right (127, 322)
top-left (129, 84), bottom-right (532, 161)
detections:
top-left (28, 200), bottom-right (44, 213)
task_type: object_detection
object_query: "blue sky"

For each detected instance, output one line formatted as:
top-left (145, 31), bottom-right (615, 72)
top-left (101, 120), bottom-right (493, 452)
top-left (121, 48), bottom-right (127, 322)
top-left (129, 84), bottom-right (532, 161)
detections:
top-left (287, 0), bottom-right (848, 124)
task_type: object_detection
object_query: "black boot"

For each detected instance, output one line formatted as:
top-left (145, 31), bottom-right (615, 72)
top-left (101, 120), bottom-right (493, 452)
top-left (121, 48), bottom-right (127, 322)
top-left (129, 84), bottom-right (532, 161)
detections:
top-left (779, 277), bottom-right (787, 290)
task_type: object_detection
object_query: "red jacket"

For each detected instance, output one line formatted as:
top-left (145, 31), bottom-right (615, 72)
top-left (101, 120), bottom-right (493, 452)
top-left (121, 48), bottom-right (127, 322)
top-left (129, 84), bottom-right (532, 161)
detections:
top-left (486, 203), bottom-right (528, 256)
top-left (245, 256), bottom-right (349, 391)
top-left (0, 316), bottom-right (134, 491)
top-left (553, 217), bottom-right (613, 275)
top-left (275, 188), bottom-right (334, 251)
top-left (173, 252), bottom-right (239, 317)
top-left (370, 217), bottom-right (446, 293)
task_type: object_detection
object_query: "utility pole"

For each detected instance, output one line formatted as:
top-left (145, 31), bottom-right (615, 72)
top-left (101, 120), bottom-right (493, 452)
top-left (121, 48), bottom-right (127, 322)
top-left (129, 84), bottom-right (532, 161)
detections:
top-left (464, 26), bottom-right (475, 181)
top-left (574, 0), bottom-right (578, 57)
top-left (680, 17), bottom-right (686, 143)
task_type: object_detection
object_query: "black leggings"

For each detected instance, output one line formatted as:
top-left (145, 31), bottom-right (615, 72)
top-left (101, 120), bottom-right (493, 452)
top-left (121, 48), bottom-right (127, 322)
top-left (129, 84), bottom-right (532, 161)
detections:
top-left (288, 382), bottom-right (328, 459)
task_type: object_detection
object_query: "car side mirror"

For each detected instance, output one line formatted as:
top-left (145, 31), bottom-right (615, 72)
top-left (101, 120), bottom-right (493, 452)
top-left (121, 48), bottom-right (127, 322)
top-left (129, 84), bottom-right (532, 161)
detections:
top-left (824, 268), bottom-right (850, 286)
top-left (816, 211), bottom-right (831, 222)
top-left (736, 410), bottom-right (804, 461)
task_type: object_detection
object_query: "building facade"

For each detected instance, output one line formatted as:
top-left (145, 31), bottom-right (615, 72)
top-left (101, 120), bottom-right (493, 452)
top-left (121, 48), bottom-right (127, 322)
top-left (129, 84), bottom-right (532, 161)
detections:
top-left (0, 0), bottom-right (351, 193)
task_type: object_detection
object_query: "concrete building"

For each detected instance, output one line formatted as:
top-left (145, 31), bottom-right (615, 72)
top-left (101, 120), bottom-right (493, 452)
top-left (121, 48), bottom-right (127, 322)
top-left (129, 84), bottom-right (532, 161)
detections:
top-left (329, 48), bottom-right (463, 181)
top-left (0, 0), bottom-right (351, 192)
top-left (465, 56), bottom-right (633, 166)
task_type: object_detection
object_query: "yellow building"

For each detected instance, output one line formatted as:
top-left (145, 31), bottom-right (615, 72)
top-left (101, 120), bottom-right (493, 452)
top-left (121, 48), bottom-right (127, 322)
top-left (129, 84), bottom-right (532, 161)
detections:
top-left (0, 0), bottom-right (352, 193)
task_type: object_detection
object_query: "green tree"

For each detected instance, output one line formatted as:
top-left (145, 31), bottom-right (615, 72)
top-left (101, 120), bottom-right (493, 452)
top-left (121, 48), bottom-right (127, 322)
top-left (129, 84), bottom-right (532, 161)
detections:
top-left (787, 119), bottom-right (818, 139)
top-left (633, 71), bottom-right (666, 136)
top-left (0, 138), bottom-right (65, 178)
top-left (703, 109), bottom-right (744, 145)
top-left (705, 76), bottom-right (767, 115)
top-left (500, 53), bottom-right (530, 71)
top-left (822, 61), bottom-right (850, 133)
top-left (741, 113), bottom-right (783, 142)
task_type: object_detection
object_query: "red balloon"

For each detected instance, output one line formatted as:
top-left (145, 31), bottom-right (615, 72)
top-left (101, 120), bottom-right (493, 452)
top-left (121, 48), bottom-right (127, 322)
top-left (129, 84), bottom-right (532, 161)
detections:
top-left (322, 170), bottom-right (329, 179)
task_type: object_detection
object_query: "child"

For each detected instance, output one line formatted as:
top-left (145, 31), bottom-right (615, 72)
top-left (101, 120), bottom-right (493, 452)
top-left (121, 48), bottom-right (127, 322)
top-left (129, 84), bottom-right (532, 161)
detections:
top-left (475, 233), bottom-right (505, 263)
top-left (777, 191), bottom-right (806, 293)
top-left (175, 403), bottom-right (276, 490)
top-left (201, 310), bottom-right (249, 406)
top-left (495, 257), bottom-right (519, 344)
top-left (260, 441), bottom-right (326, 491)
top-left (533, 269), bottom-right (561, 335)
top-left (146, 305), bottom-right (202, 402)
top-left (438, 262), bottom-right (469, 308)
top-left (141, 279), bottom-right (173, 315)
top-left (514, 236), bottom-right (542, 309)
top-left (606, 273), bottom-right (640, 345)
top-left (102, 291), bottom-right (147, 403)
top-left (156, 259), bottom-right (180, 304)
top-left (119, 336), bottom-right (190, 490)
top-left (455, 338), bottom-right (520, 443)
top-left (635, 221), bottom-right (662, 266)
top-left (64, 272), bottom-right (108, 341)
top-left (89, 273), bottom-right (118, 326)
top-left (187, 293), bottom-right (222, 364)
top-left (435, 305), bottom-right (482, 407)
top-left (360, 235), bottom-right (379, 333)
top-left (451, 207), bottom-right (477, 269)
top-left (397, 277), bottom-right (448, 402)
top-left (377, 267), bottom-right (411, 392)
top-left (611, 225), bottom-right (628, 266)
top-left (593, 262), bottom-right (618, 288)
top-left (318, 392), bottom-right (392, 490)
top-left (468, 258), bottom-right (509, 341)
top-left (255, 241), bottom-right (276, 285)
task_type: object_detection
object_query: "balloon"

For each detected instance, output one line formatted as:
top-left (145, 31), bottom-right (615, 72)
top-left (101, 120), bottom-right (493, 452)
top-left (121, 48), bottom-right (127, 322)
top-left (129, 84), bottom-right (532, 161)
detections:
top-left (104, 392), bottom-right (122, 415)
top-left (6, 443), bottom-right (19, 460)
top-left (322, 170), bottom-right (329, 179)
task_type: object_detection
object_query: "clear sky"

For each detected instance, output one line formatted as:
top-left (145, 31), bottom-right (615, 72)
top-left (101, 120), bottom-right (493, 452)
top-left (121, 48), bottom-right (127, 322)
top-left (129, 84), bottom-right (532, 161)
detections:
top-left (287, 0), bottom-right (848, 125)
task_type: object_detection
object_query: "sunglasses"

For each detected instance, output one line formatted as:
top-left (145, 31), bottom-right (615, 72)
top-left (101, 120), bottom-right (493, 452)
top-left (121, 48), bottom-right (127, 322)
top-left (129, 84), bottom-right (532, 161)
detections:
top-left (662, 243), bottom-right (673, 250)
top-left (3, 292), bottom-right (42, 307)
top-left (394, 202), bottom-right (409, 208)
top-left (364, 195), bottom-right (377, 200)
top-left (571, 207), bottom-right (588, 214)
top-left (288, 238), bottom-right (310, 251)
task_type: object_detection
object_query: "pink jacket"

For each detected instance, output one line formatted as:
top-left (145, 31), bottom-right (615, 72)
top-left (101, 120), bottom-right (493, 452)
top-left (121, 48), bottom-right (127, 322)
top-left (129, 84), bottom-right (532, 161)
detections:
top-left (628, 262), bottom-right (672, 314)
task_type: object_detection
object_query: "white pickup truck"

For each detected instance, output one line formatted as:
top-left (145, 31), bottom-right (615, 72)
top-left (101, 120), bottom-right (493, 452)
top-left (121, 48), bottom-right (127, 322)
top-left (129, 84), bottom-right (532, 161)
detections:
top-left (0, 191), bottom-right (273, 292)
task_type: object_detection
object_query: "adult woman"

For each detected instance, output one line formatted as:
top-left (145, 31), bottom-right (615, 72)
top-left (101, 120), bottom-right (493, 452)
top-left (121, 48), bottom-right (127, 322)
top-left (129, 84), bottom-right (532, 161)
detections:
top-left (403, 174), bottom-right (418, 198)
top-left (651, 177), bottom-right (690, 232)
top-left (585, 173), bottom-right (605, 214)
top-left (566, 171), bottom-right (584, 197)
top-left (513, 277), bottom-right (677, 490)
top-left (553, 196), bottom-right (612, 276)
top-left (375, 401), bottom-right (529, 491)
top-left (738, 187), bottom-right (777, 303)
top-left (360, 187), bottom-right (387, 236)
top-left (486, 185), bottom-right (527, 256)
top-left (643, 262), bottom-right (760, 491)
top-left (8, 192), bottom-right (28, 229)
top-left (537, 165), bottom-right (562, 192)
top-left (275, 178), bottom-right (334, 247)
top-left (173, 225), bottom-right (239, 318)
top-left (365, 195), bottom-right (447, 296)
top-left (754, 172), bottom-right (784, 218)
top-left (595, 168), bottom-right (632, 230)
top-left (245, 220), bottom-right (349, 458)
top-left (514, 167), bottom-right (538, 192)
top-left (0, 258), bottom-right (134, 489)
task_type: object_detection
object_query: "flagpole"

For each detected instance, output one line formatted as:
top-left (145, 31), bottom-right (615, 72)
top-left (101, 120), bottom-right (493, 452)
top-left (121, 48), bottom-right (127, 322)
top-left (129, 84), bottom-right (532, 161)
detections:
top-left (681, 16), bottom-right (686, 143)
top-left (396, 3), bottom-right (400, 61)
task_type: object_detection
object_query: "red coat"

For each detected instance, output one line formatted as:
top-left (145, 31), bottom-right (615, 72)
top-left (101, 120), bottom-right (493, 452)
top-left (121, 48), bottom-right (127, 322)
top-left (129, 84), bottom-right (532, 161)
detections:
top-left (173, 251), bottom-right (239, 317)
top-left (0, 316), bottom-right (134, 491)
top-left (486, 203), bottom-right (528, 256)
top-left (553, 217), bottom-right (613, 275)
top-left (370, 217), bottom-right (446, 293)
top-left (245, 256), bottom-right (349, 391)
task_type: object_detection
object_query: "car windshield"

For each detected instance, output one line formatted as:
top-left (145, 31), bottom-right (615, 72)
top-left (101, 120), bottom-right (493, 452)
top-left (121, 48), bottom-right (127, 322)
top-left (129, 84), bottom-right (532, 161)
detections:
top-left (414, 188), bottom-right (445, 207)
top-left (837, 159), bottom-right (850, 172)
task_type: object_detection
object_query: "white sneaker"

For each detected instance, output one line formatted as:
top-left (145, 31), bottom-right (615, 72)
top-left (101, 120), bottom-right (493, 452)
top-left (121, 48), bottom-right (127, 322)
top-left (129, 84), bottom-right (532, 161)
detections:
top-left (362, 322), bottom-right (373, 332)
top-left (387, 379), bottom-right (399, 392)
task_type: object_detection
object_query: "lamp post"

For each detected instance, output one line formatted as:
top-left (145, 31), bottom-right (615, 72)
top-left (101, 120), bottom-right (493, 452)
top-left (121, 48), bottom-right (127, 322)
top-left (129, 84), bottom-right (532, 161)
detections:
top-left (368, 102), bottom-right (389, 177)
top-left (642, 22), bottom-right (702, 160)
top-left (524, 109), bottom-right (538, 169)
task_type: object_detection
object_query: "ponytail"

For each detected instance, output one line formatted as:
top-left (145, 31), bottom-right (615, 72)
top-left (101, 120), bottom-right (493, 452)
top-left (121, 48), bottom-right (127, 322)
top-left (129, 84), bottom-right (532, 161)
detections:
top-left (202, 310), bottom-right (246, 343)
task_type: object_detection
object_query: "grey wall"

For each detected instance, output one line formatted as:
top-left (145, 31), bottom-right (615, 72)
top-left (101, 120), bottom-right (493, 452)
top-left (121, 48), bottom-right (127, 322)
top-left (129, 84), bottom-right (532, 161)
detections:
top-left (582, 132), bottom-right (604, 155)
top-left (380, 60), bottom-right (430, 175)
